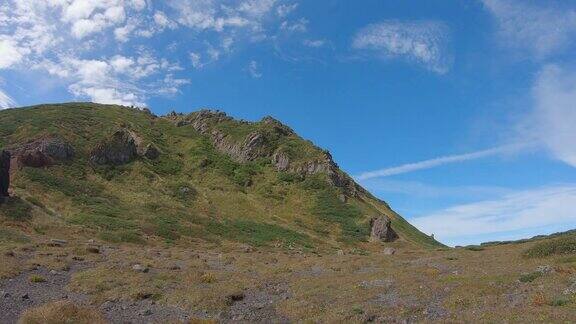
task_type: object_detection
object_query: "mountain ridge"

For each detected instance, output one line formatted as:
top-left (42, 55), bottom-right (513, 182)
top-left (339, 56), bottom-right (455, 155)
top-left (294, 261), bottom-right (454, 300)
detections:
top-left (0, 102), bottom-right (442, 250)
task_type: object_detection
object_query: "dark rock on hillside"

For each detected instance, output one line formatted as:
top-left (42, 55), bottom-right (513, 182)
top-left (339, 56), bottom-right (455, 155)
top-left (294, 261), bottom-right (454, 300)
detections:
top-left (370, 216), bottom-right (398, 242)
top-left (141, 144), bottom-right (160, 160)
top-left (91, 129), bottom-right (160, 165)
top-left (0, 150), bottom-right (10, 198)
top-left (11, 137), bottom-right (75, 168)
top-left (91, 130), bottom-right (139, 165)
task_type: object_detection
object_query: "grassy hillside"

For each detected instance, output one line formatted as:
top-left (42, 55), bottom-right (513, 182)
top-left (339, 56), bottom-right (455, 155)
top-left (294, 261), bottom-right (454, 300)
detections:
top-left (0, 103), bottom-right (442, 250)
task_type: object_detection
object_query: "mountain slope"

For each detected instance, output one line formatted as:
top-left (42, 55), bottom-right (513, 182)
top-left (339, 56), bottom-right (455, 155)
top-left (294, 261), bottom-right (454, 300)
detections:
top-left (0, 103), bottom-right (442, 249)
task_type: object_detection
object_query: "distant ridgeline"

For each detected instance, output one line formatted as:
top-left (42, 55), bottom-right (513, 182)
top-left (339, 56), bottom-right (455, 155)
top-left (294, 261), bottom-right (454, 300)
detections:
top-left (0, 103), bottom-right (442, 249)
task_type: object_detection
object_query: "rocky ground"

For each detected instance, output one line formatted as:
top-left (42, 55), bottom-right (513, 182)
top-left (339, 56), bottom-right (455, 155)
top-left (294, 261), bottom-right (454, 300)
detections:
top-left (1, 237), bottom-right (576, 323)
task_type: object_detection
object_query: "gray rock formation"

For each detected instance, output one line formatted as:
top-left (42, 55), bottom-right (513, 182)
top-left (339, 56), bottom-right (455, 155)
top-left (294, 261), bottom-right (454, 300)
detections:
top-left (0, 150), bottom-right (10, 198)
top-left (90, 129), bottom-right (160, 165)
top-left (370, 215), bottom-right (398, 242)
top-left (90, 130), bottom-right (139, 165)
top-left (169, 110), bottom-right (365, 197)
top-left (11, 137), bottom-right (75, 168)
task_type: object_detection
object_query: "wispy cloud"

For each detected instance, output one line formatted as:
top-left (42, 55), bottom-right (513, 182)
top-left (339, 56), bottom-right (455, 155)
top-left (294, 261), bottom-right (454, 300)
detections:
top-left (482, 0), bottom-right (576, 59)
top-left (247, 60), bottom-right (262, 78)
top-left (360, 178), bottom-right (510, 199)
top-left (355, 144), bottom-right (525, 180)
top-left (412, 185), bottom-right (576, 246)
top-left (524, 64), bottom-right (576, 168)
top-left (352, 20), bottom-right (452, 73)
top-left (0, 88), bottom-right (16, 109)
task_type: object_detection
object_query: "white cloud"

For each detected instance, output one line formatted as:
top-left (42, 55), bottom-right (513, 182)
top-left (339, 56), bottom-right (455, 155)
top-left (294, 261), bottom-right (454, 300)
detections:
top-left (303, 39), bottom-right (325, 48)
top-left (412, 185), bottom-right (576, 246)
top-left (352, 20), bottom-right (452, 74)
top-left (247, 60), bottom-right (262, 78)
top-left (276, 3), bottom-right (298, 18)
top-left (0, 0), bottom-right (302, 106)
top-left (0, 88), bottom-right (16, 109)
top-left (355, 144), bottom-right (526, 180)
top-left (527, 64), bottom-right (576, 167)
top-left (153, 11), bottom-right (176, 29)
top-left (361, 178), bottom-right (510, 199)
top-left (280, 18), bottom-right (308, 33)
top-left (0, 38), bottom-right (26, 68)
top-left (482, 0), bottom-right (576, 58)
top-left (189, 52), bottom-right (204, 69)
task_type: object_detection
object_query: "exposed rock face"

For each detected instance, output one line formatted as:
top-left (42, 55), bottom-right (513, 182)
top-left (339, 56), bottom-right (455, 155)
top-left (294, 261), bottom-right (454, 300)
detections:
top-left (167, 110), bottom-right (365, 197)
top-left (0, 150), bottom-right (10, 198)
top-left (11, 137), bottom-right (75, 168)
top-left (91, 129), bottom-right (160, 165)
top-left (90, 130), bottom-right (139, 165)
top-left (370, 215), bottom-right (398, 242)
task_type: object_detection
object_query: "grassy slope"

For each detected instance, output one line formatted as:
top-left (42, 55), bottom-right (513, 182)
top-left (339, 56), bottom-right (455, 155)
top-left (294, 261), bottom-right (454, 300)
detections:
top-left (0, 103), bottom-right (442, 249)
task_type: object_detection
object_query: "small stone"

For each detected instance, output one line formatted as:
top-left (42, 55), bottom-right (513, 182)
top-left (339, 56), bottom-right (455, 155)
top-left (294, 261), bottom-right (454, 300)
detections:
top-left (140, 309), bottom-right (153, 316)
top-left (169, 265), bottom-right (181, 270)
top-left (226, 292), bottom-right (245, 305)
top-left (336, 250), bottom-right (345, 256)
top-left (21, 293), bottom-right (29, 300)
top-left (535, 265), bottom-right (554, 274)
top-left (132, 264), bottom-right (149, 273)
top-left (88, 239), bottom-right (95, 244)
top-left (86, 247), bottom-right (100, 254)
top-left (49, 239), bottom-right (68, 247)
top-left (1, 291), bottom-right (9, 298)
top-left (49, 270), bottom-right (59, 275)
top-left (383, 247), bottom-right (396, 255)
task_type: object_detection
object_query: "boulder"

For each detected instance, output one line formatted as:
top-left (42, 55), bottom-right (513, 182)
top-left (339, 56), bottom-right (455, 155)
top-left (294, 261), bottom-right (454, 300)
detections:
top-left (91, 130), bottom-right (160, 165)
top-left (90, 130), bottom-right (139, 165)
top-left (12, 137), bottom-right (75, 168)
top-left (383, 247), bottom-right (396, 255)
top-left (141, 144), bottom-right (160, 160)
top-left (0, 150), bottom-right (10, 198)
top-left (370, 215), bottom-right (398, 242)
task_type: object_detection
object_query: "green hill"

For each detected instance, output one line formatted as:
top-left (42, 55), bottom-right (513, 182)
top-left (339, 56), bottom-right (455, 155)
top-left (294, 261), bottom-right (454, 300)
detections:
top-left (0, 103), bottom-right (442, 250)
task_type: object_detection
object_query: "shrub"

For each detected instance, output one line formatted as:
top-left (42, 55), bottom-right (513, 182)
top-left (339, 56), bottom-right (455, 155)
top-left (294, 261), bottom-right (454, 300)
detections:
top-left (200, 272), bottom-right (216, 284)
top-left (29, 275), bottom-right (46, 283)
top-left (519, 272), bottom-right (541, 283)
top-left (465, 246), bottom-right (484, 251)
top-left (18, 301), bottom-right (106, 324)
top-left (548, 298), bottom-right (570, 307)
top-left (524, 236), bottom-right (576, 258)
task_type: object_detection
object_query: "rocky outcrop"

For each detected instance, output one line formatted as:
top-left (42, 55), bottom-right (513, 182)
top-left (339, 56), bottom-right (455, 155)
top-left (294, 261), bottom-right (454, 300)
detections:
top-left (11, 137), bottom-right (75, 168)
top-left (90, 130), bottom-right (139, 165)
top-left (370, 215), bottom-right (398, 242)
top-left (90, 129), bottom-right (160, 165)
top-left (168, 109), bottom-right (364, 197)
top-left (0, 150), bottom-right (10, 198)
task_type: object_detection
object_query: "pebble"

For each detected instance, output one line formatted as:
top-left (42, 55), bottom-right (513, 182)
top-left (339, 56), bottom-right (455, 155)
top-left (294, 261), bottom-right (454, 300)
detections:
top-left (383, 248), bottom-right (396, 255)
top-left (132, 264), bottom-right (149, 273)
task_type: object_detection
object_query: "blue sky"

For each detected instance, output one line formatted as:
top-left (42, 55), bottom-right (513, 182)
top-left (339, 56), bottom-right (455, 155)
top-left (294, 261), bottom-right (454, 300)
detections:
top-left (1, 0), bottom-right (576, 246)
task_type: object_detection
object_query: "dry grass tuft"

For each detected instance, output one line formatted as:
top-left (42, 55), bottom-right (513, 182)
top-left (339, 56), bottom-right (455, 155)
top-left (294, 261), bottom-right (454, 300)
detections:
top-left (29, 275), bottom-right (46, 283)
top-left (18, 301), bottom-right (107, 324)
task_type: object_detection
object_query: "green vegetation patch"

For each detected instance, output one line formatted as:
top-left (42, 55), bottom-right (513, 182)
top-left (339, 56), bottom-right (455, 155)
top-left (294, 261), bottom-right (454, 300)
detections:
top-left (0, 197), bottom-right (33, 221)
top-left (519, 272), bottom-right (541, 283)
top-left (0, 228), bottom-right (30, 243)
top-left (524, 235), bottom-right (576, 258)
top-left (311, 188), bottom-right (369, 243)
top-left (206, 219), bottom-right (313, 248)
